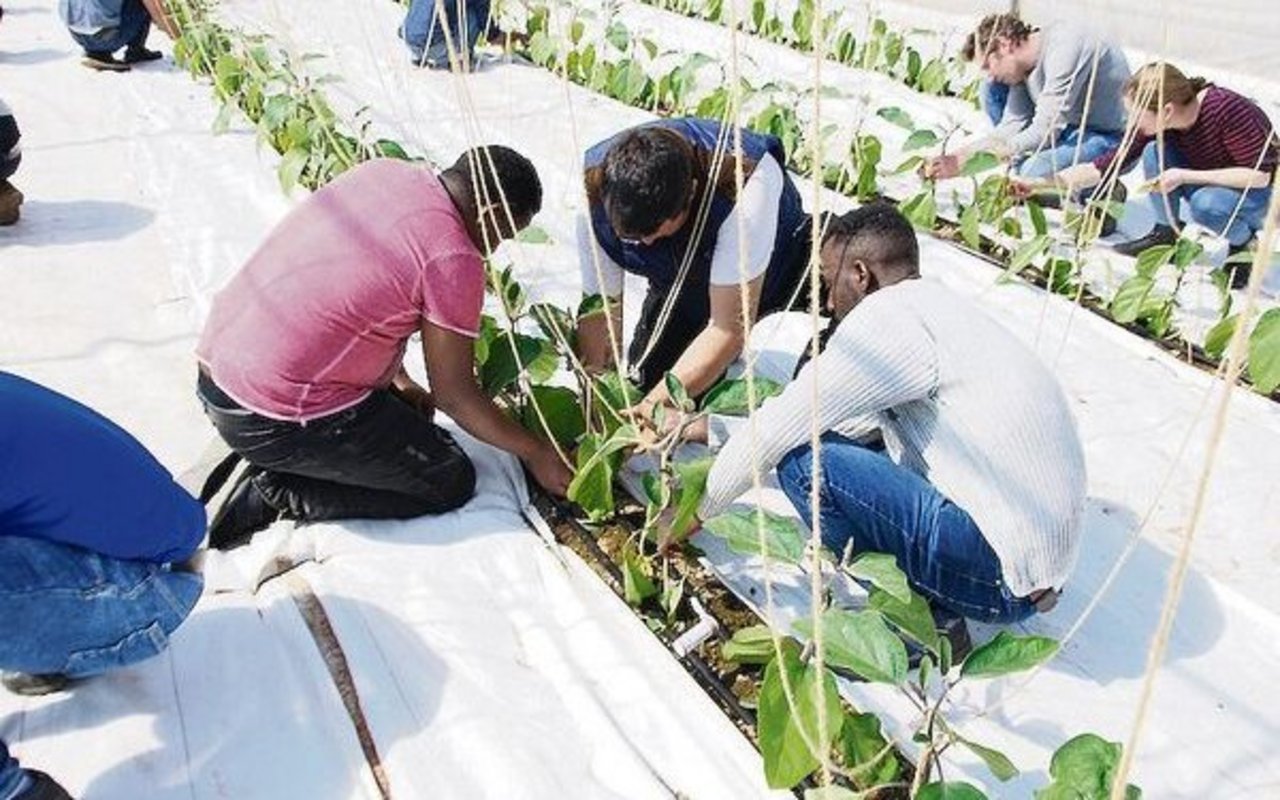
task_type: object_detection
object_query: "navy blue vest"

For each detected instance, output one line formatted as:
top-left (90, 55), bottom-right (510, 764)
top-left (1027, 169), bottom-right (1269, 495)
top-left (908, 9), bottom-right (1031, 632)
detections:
top-left (584, 118), bottom-right (806, 320)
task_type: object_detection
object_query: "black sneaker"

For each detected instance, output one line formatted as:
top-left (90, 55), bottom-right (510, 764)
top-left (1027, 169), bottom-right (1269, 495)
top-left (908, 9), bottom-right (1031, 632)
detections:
top-left (1113, 224), bottom-right (1177, 258)
top-left (207, 467), bottom-right (279, 550)
top-left (1, 672), bottom-right (71, 697)
top-left (15, 771), bottom-right (72, 800)
top-left (1222, 243), bottom-right (1256, 290)
top-left (124, 45), bottom-right (164, 64)
top-left (81, 51), bottom-right (131, 72)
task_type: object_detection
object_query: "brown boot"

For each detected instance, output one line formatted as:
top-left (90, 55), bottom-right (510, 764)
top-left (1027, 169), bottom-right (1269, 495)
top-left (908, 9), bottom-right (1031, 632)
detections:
top-left (0, 179), bottom-right (23, 225)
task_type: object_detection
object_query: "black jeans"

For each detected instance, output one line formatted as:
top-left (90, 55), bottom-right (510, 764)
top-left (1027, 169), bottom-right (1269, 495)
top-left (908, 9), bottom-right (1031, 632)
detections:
top-left (197, 371), bottom-right (475, 523)
top-left (628, 217), bottom-right (820, 391)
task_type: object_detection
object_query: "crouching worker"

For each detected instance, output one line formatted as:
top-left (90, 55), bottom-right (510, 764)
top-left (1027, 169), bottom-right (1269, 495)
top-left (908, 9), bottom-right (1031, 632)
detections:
top-left (57, 0), bottom-right (177, 72)
top-left (1, 372), bottom-right (206, 799)
top-left (400, 0), bottom-right (491, 70)
top-left (197, 149), bottom-right (572, 549)
top-left (685, 204), bottom-right (1086, 645)
top-left (575, 118), bottom-right (815, 414)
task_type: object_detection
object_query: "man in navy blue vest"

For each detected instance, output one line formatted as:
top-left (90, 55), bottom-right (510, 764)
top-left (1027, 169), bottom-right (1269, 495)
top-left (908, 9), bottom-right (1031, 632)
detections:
top-left (575, 118), bottom-right (815, 411)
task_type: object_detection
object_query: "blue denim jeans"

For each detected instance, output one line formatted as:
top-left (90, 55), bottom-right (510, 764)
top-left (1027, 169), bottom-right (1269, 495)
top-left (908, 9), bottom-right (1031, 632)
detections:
top-left (0, 741), bottom-right (26, 800)
top-left (981, 79), bottom-right (1009, 127)
top-left (1143, 141), bottom-right (1272, 245)
top-left (1016, 126), bottom-right (1124, 179)
top-left (0, 535), bottom-right (202, 678)
top-left (66, 0), bottom-right (151, 55)
top-left (776, 434), bottom-right (1037, 624)
top-left (399, 0), bottom-right (491, 68)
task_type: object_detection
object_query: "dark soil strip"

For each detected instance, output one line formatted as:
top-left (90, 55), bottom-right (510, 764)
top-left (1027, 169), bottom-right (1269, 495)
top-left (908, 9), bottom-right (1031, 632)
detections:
top-left (286, 574), bottom-right (393, 800)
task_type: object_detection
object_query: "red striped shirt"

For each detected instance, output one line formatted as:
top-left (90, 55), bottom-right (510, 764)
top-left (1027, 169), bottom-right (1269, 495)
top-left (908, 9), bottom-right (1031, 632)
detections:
top-left (1094, 86), bottom-right (1279, 176)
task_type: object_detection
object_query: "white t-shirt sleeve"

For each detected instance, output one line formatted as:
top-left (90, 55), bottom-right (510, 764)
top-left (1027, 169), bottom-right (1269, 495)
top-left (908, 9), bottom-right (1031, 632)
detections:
top-left (577, 212), bottom-right (626, 297)
top-left (708, 153), bottom-right (785, 287)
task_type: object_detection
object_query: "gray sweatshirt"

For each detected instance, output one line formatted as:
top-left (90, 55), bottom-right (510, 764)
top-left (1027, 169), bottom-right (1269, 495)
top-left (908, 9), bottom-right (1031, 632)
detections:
top-left (994, 21), bottom-right (1131, 158)
top-left (699, 280), bottom-right (1087, 596)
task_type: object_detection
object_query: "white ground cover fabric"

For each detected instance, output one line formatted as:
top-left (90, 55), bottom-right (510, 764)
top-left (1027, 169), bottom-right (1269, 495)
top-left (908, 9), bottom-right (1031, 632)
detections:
top-left (0, 2), bottom-right (784, 797)
top-left (2, 0), bottom-right (1279, 797)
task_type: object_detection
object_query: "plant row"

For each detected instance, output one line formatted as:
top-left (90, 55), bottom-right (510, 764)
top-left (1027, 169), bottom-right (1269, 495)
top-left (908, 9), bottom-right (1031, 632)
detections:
top-left (506, 0), bottom-right (1280, 396)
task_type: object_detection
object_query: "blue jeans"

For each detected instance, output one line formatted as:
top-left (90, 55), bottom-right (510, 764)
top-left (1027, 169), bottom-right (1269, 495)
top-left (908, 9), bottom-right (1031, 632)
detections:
top-left (67, 0), bottom-right (151, 55)
top-left (1016, 126), bottom-right (1123, 179)
top-left (0, 535), bottom-right (202, 678)
top-left (776, 434), bottom-right (1037, 624)
top-left (1143, 142), bottom-right (1272, 245)
top-left (981, 79), bottom-right (1008, 127)
top-left (0, 741), bottom-right (26, 800)
top-left (400, 0), bottom-right (491, 68)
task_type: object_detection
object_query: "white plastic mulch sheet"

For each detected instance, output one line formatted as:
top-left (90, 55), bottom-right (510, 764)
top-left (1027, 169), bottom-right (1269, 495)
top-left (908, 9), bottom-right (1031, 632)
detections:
top-left (0, 2), bottom-right (783, 797)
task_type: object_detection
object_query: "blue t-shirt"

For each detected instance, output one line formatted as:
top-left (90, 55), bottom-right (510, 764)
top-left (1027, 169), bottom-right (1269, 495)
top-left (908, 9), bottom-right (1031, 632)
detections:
top-left (0, 372), bottom-right (205, 563)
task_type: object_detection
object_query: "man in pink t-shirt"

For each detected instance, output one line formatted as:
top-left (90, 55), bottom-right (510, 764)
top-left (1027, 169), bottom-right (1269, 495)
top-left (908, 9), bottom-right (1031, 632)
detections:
top-left (196, 147), bottom-right (571, 548)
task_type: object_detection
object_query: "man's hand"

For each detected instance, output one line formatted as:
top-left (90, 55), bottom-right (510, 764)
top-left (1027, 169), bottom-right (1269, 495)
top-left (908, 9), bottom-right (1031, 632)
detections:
top-left (394, 383), bottom-right (435, 420)
top-left (1007, 176), bottom-right (1041, 201)
top-left (921, 154), bottom-right (961, 180)
top-left (524, 442), bottom-right (573, 497)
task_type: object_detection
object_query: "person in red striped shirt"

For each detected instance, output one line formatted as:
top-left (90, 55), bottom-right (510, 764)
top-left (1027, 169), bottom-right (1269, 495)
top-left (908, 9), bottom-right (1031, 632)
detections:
top-left (1014, 62), bottom-right (1278, 287)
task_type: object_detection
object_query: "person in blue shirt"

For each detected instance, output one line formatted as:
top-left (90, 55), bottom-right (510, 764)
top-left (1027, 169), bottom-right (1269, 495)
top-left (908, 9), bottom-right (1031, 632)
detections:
top-left (57, 0), bottom-right (176, 72)
top-left (574, 118), bottom-right (816, 415)
top-left (399, 0), bottom-right (492, 71)
top-left (0, 373), bottom-right (206, 800)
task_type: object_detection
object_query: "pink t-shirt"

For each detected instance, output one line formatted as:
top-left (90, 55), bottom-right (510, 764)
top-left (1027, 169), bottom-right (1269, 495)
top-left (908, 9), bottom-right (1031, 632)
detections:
top-left (197, 159), bottom-right (485, 422)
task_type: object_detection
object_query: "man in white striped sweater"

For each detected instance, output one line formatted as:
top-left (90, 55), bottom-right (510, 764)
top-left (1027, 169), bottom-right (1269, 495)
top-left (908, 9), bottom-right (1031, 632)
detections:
top-left (693, 203), bottom-right (1086, 631)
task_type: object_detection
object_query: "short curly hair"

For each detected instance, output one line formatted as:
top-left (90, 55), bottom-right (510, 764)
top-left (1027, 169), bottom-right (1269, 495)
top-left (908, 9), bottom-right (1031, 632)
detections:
top-left (960, 13), bottom-right (1035, 62)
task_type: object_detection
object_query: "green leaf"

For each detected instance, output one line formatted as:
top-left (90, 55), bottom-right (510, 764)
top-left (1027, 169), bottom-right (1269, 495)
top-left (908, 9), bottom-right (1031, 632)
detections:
top-left (960, 202), bottom-right (981, 250)
top-left (700, 377), bottom-right (784, 414)
top-left (875, 106), bottom-right (914, 130)
top-left (1028, 199), bottom-right (1049, 237)
top-left (520, 385), bottom-right (585, 446)
top-left (903, 129), bottom-right (940, 151)
top-left (961, 631), bottom-right (1060, 678)
top-left (664, 371), bottom-right (692, 412)
top-left (891, 154), bottom-right (926, 175)
top-left (721, 624), bottom-right (778, 664)
top-left (567, 425), bottom-right (639, 520)
top-left (515, 225), bottom-right (552, 244)
top-left (839, 712), bottom-right (901, 787)
top-left (900, 190), bottom-right (937, 230)
top-left (847, 553), bottom-right (911, 603)
top-left (530, 302), bottom-right (574, 348)
top-left (795, 609), bottom-right (908, 685)
top-left (703, 509), bottom-right (807, 564)
top-left (591, 372), bottom-right (642, 431)
top-left (1133, 243), bottom-right (1174, 278)
top-left (959, 151), bottom-right (1000, 177)
top-left (956, 734), bottom-right (1019, 781)
top-left (661, 574), bottom-right (684, 621)
top-left (669, 457), bottom-right (712, 542)
top-left (1034, 733), bottom-right (1141, 800)
top-left (759, 644), bottom-right (844, 788)
top-left (1009, 234), bottom-right (1052, 273)
top-left (917, 781), bottom-right (989, 800)
top-left (479, 332), bottom-right (556, 394)
top-left (1110, 275), bottom-right (1156, 325)
top-left (277, 148), bottom-right (310, 194)
top-left (1203, 314), bottom-right (1239, 360)
top-left (605, 21), bottom-right (630, 51)
top-left (1248, 308), bottom-right (1280, 393)
top-left (621, 541), bottom-right (657, 606)
top-left (577, 293), bottom-right (606, 320)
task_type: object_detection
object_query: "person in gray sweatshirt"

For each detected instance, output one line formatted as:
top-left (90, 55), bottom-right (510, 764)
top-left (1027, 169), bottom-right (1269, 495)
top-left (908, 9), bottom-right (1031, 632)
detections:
top-left (685, 204), bottom-right (1086, 645)
top-left (924, 13), bottom-right (1130, 181)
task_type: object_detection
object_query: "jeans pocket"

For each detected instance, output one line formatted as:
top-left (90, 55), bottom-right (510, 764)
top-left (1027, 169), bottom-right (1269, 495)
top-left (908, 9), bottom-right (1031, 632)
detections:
top-left (62, 621), bottom-right (169, 678)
